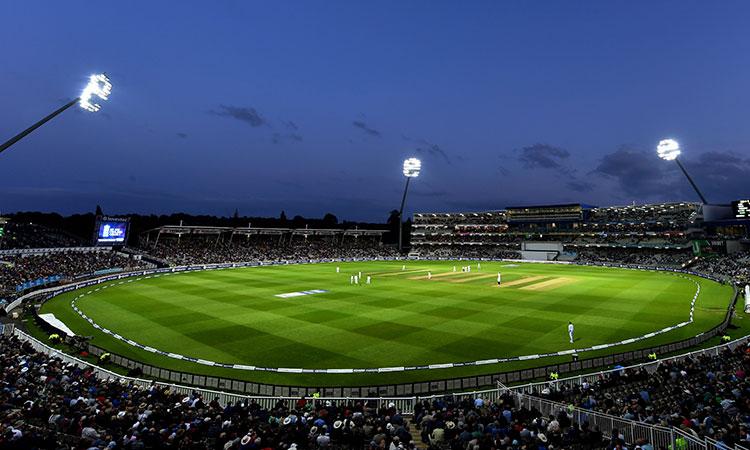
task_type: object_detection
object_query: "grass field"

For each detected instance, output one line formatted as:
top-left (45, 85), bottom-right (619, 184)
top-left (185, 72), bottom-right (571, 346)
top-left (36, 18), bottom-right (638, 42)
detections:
top-left (40, 261), bottom-right (734, 386)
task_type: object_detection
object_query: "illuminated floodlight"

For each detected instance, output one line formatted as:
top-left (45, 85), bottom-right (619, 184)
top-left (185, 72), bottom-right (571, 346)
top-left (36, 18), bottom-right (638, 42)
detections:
top-left (0, 71), bottom-right (113, 156)
top-left (80, 73), bottom-right (112, 112)
top-left (656, 139), bottom-right (681, 161)
top-left (402, 157), bottom-right (421, 177)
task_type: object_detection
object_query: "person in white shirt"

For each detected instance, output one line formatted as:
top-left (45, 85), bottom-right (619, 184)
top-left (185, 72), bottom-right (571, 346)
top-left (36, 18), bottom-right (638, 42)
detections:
top-left (336, 266), bottom-right (340, 273)
top-left (497, 273), bottom-right (502, 286)
top-left (568, 321), bottom-right (575, 343)
top-left (366, 275), bottom-right (371, 284)
top-left (350, 275), bottom-right (354, 284)
top-left (427, 272), bottom-right (432, 280)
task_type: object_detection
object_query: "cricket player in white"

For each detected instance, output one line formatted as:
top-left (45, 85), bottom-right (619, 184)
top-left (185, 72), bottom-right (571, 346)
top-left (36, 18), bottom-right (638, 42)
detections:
top-left (402, 265), bottom-right (406, 271)
top-left (366, 275), bottom-right (371, 284)
top-left (568, 321), bottom-right (575, 343)
top-left (336, 266), bottom-right (340, 273)
top-left (497, 272), bottom-right (502, 286)
top-left (350, 275), bottom-right (354, 284)
top-left (477, 262), bottom-right (481, 270)
top-left (427, 271), bottom-right (432, 280)
top-left (453, 266), bottom-right (456, 272)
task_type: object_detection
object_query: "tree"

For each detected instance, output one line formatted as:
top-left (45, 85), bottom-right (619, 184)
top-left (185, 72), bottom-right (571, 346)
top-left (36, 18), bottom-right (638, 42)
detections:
top-left (322, 213), bottom-right (338, 227)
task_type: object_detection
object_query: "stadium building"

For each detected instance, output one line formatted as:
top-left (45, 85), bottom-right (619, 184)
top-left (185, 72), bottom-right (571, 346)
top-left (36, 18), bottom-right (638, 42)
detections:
top-left (411, 201), bottom-right (749, 263)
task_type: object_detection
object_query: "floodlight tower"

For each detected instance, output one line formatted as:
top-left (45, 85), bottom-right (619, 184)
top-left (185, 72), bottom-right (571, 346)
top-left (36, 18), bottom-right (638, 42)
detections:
top-left (398, 157), bottom-right (421, 253)
top-left (0, 73), bottom-right (113, 155)
top-left (656, 139), bottom-right (708, 204)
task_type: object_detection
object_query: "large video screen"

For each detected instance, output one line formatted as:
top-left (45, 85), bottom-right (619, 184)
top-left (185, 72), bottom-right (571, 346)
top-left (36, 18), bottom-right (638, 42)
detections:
top-left (94, 217), bottom-right (129, 245)
top-left (732, 200), bottom-right (750, 219)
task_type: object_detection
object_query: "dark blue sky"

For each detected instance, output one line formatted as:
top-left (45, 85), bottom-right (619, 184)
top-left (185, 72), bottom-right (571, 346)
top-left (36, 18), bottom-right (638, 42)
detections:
top-left (1, 1), bottom-right (749, 221)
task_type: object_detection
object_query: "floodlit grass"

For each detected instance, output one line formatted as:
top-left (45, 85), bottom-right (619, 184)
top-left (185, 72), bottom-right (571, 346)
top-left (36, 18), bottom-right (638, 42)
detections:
top-left (40, 261), bottom-right (734, 386)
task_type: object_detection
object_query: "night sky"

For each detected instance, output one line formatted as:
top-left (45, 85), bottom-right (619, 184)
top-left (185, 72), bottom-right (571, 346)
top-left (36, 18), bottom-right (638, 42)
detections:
top-left (1, 1), bottom-right (749, 221)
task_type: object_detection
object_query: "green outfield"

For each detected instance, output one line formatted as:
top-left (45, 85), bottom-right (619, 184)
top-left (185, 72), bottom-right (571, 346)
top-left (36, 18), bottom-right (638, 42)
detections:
top-left (39, 261), bottom-right (734, 386)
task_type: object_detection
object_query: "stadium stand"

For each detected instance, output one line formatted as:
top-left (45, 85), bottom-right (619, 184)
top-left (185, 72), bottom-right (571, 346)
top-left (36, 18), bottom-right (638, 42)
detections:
top-left (0, 222), bottom-right (85, 250)
top-left (528, 343), bottom-right (750, 448)
top-left (0, 330), bottom-right (619, 449)
top-left (140, 226), bottom-right (397, 266)
top-left (692, 252), bottom-right (750, 286)
top-left (0, 251), bottom-right (148, 299)
top-left (411, 203), bottom-right (701, 264)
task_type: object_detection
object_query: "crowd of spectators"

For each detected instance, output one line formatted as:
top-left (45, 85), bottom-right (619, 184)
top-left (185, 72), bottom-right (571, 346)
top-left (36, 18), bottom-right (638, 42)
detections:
top-left (692, 252), bottom-right (750, 286)
top-left (535, 344), bottom-right (750, 448)
top-left (0, 334), bottom-right (419, 449)
top-left (144, 236), bottom-right (399, 266)
top-left (575, 248), bottom-right (693, 267)
top-left (0, 251), bottom-right (147, 298)
top-left (0, 223), bottom-right (84, 250)
top-left (0, 331), bottom-right (620, 449)
top-left (587, 203), bottom-right (698, 227)
top-left (414, 391), bottom-right (610, 449)
top-left (414, 246), bottom-right (520, 260)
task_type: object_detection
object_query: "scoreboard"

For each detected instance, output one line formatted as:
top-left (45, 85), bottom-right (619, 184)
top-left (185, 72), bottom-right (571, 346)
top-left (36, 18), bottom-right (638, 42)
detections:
top-left (732, 200), bottom-right (750, 219)
top-left (93, 216), bottom-right (129, 245)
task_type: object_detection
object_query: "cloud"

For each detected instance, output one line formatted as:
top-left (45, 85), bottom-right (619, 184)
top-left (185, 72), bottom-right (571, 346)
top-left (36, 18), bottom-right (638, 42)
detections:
top-left (517, 143), bottom-right (570, 170)
top-left (176, 132), bottom-right (188, 139)
top-left (592, 146), bottom-right (673, 198)
top-left (211, 105), bottom-right (266, 127)
top-left (681, 150), bottom-right (750, 202)
top-left (272, 132), bottom-right (304, 144)
top-left (404, 135), bottom-right (452, 164)
top-left (352, 120), bottom-right (381, 137)
top-left (514, 143), bottom-right (596, 193)
top-left (566, 180), bottom-right (594, 192)
top-left (283, 120), bottom-right (299, 130)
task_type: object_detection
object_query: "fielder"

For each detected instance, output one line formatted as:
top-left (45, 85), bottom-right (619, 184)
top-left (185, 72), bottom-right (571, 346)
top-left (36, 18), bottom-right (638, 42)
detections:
top-left (402, 265), bottom-right (406, 271)
top-left (354, 275), bottom-right (359, 285)
top-left (477, 262), bottom-right (481, 270)
top-left (366, 275), bottom-right (371, 285)
top-left (497, 272), bottom-right (502, 286)
top-left (427, 271), bottom-right (432, 280)
top-left (568, 321), bottom-right (575, 344)
top-left (453, 266), bottom-right (456, 272)
top-left (350, 275), bottom-right (354, 284)
top-left (336, 266), bottom-right (340, 273)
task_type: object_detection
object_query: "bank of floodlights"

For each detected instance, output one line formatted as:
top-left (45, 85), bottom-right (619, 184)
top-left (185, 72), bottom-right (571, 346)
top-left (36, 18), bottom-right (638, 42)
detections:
top-left (402, 157), bottom-right (422, 177)
top-left (0, 73), bottom-right (113, 155)
top-left (79, 73), bottom-right (113, 112)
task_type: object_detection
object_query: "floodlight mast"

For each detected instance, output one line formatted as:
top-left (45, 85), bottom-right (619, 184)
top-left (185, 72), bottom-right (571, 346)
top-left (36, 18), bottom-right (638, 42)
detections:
top-left (0, 73), bottom-right (112, 156)
top-left (398, 158), bottom-right (421, 253)
top-left (656, 139), bottom-right (708, 204)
